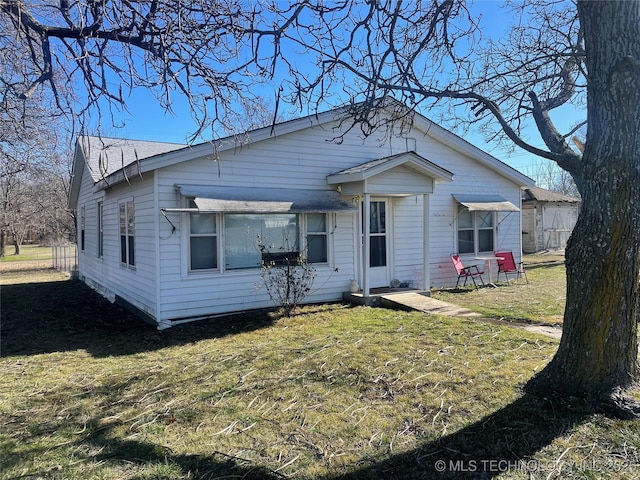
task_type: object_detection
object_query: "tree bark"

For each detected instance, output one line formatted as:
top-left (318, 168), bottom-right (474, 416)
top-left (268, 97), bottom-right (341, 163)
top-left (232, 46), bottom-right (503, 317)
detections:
top-left (527, 1), bottom-right (640, 417)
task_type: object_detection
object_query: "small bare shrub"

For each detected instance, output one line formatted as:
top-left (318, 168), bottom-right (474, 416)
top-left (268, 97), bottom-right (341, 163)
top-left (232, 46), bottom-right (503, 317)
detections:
top-left (257, 235), bottom-right (316, 317)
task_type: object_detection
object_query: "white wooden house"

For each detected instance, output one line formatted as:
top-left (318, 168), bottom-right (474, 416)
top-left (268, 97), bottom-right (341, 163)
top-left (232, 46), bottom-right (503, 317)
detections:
top-left (68, 104), bottom-right (535, 329)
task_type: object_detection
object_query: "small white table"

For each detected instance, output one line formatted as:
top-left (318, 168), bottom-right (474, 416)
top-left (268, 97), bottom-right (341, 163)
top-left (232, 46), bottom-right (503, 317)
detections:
top-left (475, 256), bottom-right (504, 286)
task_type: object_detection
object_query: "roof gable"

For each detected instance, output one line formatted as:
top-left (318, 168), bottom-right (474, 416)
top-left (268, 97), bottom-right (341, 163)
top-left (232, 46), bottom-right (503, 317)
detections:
top-left (327, 151), bottom-right (453, 184)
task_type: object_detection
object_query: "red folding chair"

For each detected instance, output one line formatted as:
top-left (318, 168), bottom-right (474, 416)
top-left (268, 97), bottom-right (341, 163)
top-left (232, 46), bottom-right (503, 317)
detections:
top-left (450, 254), bottom-right (485, 288)
top-left (495, 251), bottom-right (528, 283)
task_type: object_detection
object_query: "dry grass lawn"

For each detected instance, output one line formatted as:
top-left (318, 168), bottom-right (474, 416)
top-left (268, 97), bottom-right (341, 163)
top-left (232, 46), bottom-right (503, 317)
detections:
top-left (2, 252), bottom-right (639, 479)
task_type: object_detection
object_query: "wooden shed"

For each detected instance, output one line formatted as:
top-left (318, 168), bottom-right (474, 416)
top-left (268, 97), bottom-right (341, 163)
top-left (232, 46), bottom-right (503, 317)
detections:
top-left (522, 187), bottom-right (581, 253)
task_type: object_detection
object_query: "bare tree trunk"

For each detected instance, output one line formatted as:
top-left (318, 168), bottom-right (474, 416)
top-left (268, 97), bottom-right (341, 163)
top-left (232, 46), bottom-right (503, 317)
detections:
top-left (12, 233), bottom-right (21, 256)
top-left (527, 1), bottom-right (640, 417)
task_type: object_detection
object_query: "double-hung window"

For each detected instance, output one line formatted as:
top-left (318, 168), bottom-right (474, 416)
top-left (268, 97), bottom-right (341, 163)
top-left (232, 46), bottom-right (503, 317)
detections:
top-left (97, 201), bottom-right (103, 258)
top-left (457, 206), bottom-right (495, 254)
top-left (306, 213), bottom-right (328, 264)
top-left (189, 213), bottom-right (218, 270)
top-left (119, 200), bottom-right (135, 268)
top-left (80, 206), bottom-right (85, 251)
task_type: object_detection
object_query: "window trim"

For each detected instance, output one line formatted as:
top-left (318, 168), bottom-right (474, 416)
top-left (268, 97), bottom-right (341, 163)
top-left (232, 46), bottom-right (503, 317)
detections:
top-left (304, 212), bottom-right (330, 265)
top-left (119, 199), bottom-right (135, 269)
top-left (456, 206), bottom-right (496, 255)
top-left (80, 205), bottom-right (85, 252)
top-left (188, 212), bottom-right (219, 272)
top-left (224, 213), bottom-right (299, 271)
top-left (97, 201), bottom-right (104, 258)
top-left (185, 212), bottom-right (331, 275)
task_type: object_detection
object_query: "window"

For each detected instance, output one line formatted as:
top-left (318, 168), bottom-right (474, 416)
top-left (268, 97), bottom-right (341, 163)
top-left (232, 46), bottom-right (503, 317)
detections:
top-left (186, 212), bottom-right (329, 273)
top-left (306, 213), bottom-right (328, 263)
top-left (225, 214), bottom-right (298, 270)
top-left (119, 200), bottom-right (135, 267)
top-left (80, 206), bottom-right (85, 251)
top-left (97, 202), bottom-right (103, 257)
top-left (457, 206), bottom-right (495, 254)
top-left (189, 213), bottom-right (217, 270)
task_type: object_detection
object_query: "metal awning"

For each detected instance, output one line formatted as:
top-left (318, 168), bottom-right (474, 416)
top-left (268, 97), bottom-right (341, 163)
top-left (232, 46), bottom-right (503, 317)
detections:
top-left (453, 194), bottom-right (520, 212)
top-left (176, 185), bottom-right (357, 213)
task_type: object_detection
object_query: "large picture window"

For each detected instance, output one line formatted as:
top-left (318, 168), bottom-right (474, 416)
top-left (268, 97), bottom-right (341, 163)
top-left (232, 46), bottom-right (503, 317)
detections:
top-left (187, 212), bottom-right (329, 273)
top-left (119, 200), bottom-right (135, 267)
top-left (457, 206), bottom-right (495, 254)
top-left (225, 214), bottom-right (299, 270)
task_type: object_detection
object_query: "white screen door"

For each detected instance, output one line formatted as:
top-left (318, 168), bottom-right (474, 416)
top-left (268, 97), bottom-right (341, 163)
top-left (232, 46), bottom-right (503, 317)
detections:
top-left (368, 200), bottom-right (390, 287)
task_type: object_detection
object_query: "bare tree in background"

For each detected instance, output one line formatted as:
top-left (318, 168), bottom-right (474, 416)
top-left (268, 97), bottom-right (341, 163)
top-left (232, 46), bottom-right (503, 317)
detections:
top-left (530, 161), bottom-right (580, 197)
top-left (1, 13), bottom-right (74, 254)
top-left (2, 0), bottom-right (639, 416)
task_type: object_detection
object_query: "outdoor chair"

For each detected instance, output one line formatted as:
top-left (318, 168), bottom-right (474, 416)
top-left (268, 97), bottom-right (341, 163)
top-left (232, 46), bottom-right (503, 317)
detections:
top-left (495, 251), bottom-right (528, 284)
top-left (450, 254), bottom-right (485, 288)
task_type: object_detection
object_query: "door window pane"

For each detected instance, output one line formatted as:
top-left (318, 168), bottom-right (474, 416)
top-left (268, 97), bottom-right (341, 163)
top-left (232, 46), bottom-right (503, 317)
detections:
top-left (370, 236), bottom-right (387, 267)
top-left (370, 202), bottom-right (386, 233)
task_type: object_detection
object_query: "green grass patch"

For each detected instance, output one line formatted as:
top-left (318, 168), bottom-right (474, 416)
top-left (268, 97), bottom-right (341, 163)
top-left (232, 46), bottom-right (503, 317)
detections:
top-left (0, 244), bottom-right (59, 262)
top-left (2, 254), bottom-right (639, 479)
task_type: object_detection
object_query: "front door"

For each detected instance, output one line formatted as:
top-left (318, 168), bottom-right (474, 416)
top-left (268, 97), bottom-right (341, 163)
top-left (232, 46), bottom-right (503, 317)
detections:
top-left (368, 200), bottom-right (390, 288)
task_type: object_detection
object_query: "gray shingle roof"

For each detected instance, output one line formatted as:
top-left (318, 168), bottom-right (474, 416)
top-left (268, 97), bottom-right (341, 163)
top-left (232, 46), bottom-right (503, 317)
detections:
top-left (523, 187), bottom-right (580, 203)
top-left (78, 136), bottom-right (187, 182)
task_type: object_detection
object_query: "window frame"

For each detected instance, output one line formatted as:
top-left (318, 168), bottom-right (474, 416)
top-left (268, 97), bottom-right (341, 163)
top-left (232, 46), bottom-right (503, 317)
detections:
top-left (304, 212), bottom-right (329, 265)
top-left (119, 199), bottom-right (135, 269)
top-left (224, 213), bottom-right (300, 271)
top-left (188, 212), bottom-right (219, 272)
top-left (97, 201), bottom-right (104, 258)
top-left (456, 205), bottom-right (496, 255)
top-left (185, 212), bottom-right (330, 275)
top-left (79, 205), bottom-right (86, 252)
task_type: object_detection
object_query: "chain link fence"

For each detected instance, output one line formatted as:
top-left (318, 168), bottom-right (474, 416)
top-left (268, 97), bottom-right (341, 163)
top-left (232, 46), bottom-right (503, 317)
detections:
top-left (52, 245), bottom-right (78, 277)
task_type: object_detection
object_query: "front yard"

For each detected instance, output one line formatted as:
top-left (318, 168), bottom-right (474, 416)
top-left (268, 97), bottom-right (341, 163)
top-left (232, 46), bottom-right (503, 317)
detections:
top-left (433, 252), bottom-right (567, 326)
top-left (1, 255), bottom-right (639, 479)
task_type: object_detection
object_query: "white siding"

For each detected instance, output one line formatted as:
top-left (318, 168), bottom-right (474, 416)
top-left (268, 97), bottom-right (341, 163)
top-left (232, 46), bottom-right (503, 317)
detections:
top-left (392, 196), bottom-right (426, 288)
top-left (76, 167), bottom-right (158, 320)
top-left (367, 165), bottom-right (434, 195)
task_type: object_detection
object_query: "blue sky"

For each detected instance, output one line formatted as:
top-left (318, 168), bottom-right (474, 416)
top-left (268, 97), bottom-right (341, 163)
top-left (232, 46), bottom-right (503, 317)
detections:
top-left (97, 1), bottom-right (584, 178)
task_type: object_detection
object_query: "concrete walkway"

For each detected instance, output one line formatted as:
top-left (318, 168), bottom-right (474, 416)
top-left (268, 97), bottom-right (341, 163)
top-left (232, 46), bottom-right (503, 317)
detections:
top-left (375, 291), bottom-right (562, 339)
top-left (379, 291), bottom-right (481, 318)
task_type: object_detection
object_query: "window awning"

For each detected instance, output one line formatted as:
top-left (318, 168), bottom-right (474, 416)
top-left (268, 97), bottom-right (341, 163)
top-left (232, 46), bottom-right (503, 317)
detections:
top-left (177, 185), bottom-right (357, 213)
top-left (453, 194), bottom-right (520, 212)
